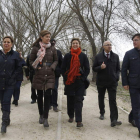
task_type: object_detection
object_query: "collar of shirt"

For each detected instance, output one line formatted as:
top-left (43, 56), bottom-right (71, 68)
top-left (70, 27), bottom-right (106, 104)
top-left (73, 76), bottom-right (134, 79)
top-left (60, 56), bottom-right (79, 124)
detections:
top-left (104, 51), bottom-right (110, 58)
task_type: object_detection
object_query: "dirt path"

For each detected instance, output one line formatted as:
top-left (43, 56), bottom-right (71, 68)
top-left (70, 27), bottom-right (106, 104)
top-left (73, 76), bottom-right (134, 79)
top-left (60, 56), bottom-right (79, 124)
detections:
top-left (0, 77), bottom-right (139, 140)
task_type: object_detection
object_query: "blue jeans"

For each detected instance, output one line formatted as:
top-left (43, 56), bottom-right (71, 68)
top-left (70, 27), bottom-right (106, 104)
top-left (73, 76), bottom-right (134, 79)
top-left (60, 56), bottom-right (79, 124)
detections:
top-left (50, 77), bottom-right (59, 107)
top-left (129, 88), bottom-right (140, 130)
top-left (0, 89), bottom-right (14, 112)
top-left (13, 81), bottom-right (22, 100)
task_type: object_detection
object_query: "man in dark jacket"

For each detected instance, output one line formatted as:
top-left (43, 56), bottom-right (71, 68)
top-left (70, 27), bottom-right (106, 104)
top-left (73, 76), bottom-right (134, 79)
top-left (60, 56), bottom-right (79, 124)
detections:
top-left (12, 50), bottom-right (26, 106)
top-left (50, 39), bottom-right (63, 112)
top-left (121, 33), bottom-right (140, 138)
top-left (93, 40), bottom-right (122, 127)
top-left (25, 54), bottom-right (37, 104)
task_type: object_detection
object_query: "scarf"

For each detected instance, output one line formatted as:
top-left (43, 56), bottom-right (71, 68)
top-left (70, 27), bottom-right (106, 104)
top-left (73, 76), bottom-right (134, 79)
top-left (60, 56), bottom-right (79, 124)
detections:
top-left (65, 47), bottom-right (81, 85)
top-left (32, 41), bottom-right (51, 69)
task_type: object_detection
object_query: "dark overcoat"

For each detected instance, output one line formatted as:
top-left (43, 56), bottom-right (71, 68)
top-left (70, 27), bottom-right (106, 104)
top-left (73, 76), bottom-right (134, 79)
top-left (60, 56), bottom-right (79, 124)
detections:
top-left (61, 52), bottom-right (90, 96)
top-left (29, 43), bottom-right (58, 90)
top-left (0, 49), bottom-right (20, 90)
top-left (92, 50), bottom-right (120, 86)
top-left (121, 48), bottom-right (140, 88)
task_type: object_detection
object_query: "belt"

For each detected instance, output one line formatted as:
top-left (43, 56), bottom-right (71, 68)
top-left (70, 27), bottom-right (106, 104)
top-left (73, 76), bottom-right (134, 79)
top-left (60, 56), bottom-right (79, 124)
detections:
top-left (43, 62), bottom-right (52, 67)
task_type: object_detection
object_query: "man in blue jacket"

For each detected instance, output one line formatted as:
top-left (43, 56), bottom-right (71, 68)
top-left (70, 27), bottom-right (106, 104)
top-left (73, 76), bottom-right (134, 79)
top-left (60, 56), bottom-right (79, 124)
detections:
top-left (121, 33), bottom-right (140, 138)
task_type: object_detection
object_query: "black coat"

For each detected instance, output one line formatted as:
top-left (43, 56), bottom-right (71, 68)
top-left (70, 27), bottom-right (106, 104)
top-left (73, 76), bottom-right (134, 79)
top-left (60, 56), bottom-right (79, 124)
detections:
top-left (61, 52), bottom-right (90, 96)
top-left (92, 50), bottom-right (120, 86)
top-left (16, 58), bottom-right (26, 81)
top-left (0, 49), bottom-right (20, 90)
top-left (25, 54), bottom-right (35, 80)
top-left (121, 48), bottom-right (140, 88)
top-left (55, 50), bottom-right (63, 77)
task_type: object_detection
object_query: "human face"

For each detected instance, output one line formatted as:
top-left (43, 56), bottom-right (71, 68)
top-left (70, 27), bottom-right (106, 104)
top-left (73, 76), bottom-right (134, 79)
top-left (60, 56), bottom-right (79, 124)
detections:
top-left (103, 41), bottom-right (112, 53)
top-left (3, 38), bottom-right (13, 52)
top-left (41, 34), bottom-right (51, 44)
top-left (133, 36), bottom-right (140, 49)
top-left (71, 40), bottom-right (80, 50)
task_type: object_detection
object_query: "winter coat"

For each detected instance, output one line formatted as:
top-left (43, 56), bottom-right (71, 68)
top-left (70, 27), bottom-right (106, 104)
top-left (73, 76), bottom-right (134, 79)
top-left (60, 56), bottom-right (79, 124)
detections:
top-left (92, 50), bottom-right (120, 86)
top-left (54, 50), bottom-right (63, 77)
top-left (29, 43), bottom-right (58, 90)
top-left (25, 54), bottom-right (35, 80)
top-left (0, 49), bottom-right (20, 90)
top-left (121, 48), bottom-right (140, 88)
top-left (16, 58), bottom-right (26, 81)
top-left (61, 52), bottom-right (90, 96)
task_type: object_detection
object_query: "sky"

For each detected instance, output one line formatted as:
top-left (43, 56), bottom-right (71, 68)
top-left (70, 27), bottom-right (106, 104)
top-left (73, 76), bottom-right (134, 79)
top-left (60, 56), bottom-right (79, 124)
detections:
top-left (111, 35), bottom-right (133, 61)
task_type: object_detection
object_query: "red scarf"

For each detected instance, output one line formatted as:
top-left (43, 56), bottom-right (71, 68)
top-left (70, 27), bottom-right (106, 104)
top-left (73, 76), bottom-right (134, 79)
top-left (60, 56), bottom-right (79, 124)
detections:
top-left (65, 47), bottom-right (81, 85)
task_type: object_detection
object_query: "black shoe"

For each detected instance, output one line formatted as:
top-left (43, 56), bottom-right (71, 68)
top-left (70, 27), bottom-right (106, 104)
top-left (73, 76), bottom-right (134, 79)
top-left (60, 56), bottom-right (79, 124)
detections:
top-left (99, 114), bottom-right (104, 120)
top-left (129, 120), bottom-right (136, 127)
top-left (68, 118), bottom-right (74, 123)
top-left (49, 106), bottom-right (52, 110)
top-left (139, 130), bottom-right (140, 138)
top-left (1, 111), bottom-right (10, 134)
top-left (12, 100), bottom-right (16, 104)
top-left (39, 115), bottom-right (44, 124)
top-left (43, 119), bottom-right (49, 127)
top-left (31, 100), bottom-right (36, 104)
top-left (111, 120), bottom-right (122, 127)
top-left (77, 122), bottom-right (83, 127)
top-left (53, 107), bottom-right (59, 112)
top-left (15, 100), bottom-right (18, 106)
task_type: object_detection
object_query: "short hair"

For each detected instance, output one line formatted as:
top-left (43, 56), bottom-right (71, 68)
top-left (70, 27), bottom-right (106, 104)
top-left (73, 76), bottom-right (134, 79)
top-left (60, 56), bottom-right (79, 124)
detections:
top-left (132, 33), bottom-right (140, 40)
top-left (3, 36), bottom-right (14, 43)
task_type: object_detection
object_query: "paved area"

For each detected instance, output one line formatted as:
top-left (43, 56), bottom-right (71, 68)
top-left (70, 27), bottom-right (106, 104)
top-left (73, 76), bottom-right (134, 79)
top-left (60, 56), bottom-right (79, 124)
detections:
top-left (0, 77), bottom-right (139, 140)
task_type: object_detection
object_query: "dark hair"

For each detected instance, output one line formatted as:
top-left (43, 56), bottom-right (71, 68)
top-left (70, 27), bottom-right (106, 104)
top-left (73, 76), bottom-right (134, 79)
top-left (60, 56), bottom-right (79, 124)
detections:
top-left (32, 30), bottom-right (51, 47)
top-left (3, 36), bottom-right (14, 43)
top-left (50, 38), bottom-right (56, 43)
top-left (132, 33), bottom-right (140, 40)
top-left (70, 38), bottom-right (81, 49)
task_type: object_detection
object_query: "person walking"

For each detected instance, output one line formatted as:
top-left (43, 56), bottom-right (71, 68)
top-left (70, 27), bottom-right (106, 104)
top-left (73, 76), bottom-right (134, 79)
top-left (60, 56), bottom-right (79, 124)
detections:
top-left (25, 54), bottom-right (37, 104)
top-left (121, 33), bottom-right (140, 138)
top-left (92, 40), bottom-right (122, 127)
top-left (61, 38), bottom-right (90, 127)
top-left (29, 30), bottom-right (58, 128)
top-left (50, 39), bottom-right (63, 112)
top-left (0, 36), bottom-right (20, 134)
top-left (12, 50), bottom-right (26, 106)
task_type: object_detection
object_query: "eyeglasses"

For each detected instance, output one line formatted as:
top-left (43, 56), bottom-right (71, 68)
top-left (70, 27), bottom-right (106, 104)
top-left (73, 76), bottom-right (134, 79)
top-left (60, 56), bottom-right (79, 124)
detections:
top-left (104, 44), bottom-right (112, 47)
top-left (133, 39), bottom-right (140, 42)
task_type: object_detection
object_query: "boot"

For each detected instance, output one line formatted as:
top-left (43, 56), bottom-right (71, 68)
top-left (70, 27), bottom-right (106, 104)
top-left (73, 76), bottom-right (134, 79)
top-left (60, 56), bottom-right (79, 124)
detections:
top-left (1, 111), bottom-right (10, 126)
top-left (1, 111), bottom-right (10, 134)
top-left (43, 119), bottom-right (49, 127)
top-left (39, 115), bottom-right (44, 124)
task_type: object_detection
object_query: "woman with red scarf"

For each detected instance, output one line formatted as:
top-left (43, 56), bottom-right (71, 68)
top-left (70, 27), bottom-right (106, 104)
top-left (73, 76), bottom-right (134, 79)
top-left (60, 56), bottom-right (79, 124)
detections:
top-left (61, 38), bottom-right (90, 127)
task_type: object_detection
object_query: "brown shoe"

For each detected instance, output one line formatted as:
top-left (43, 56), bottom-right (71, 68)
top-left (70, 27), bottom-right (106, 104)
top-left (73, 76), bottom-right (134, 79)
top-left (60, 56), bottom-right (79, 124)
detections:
top-left (77, 122), bottom-right (83, 127)
top-left (68, 118), bottom-right (74, 123)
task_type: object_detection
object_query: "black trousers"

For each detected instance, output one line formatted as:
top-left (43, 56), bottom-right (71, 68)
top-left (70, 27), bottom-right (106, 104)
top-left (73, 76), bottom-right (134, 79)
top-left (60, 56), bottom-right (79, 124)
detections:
top-left (37, 89), bottom-right (51, 118)
top-left (97, 85), bottom-right (118, 122)
top-left (30, 76), bottom-right (37, 101)
top-left (129, 110), bottom-right (133, 122)
top-left (67, 95), bottom-right (84, 122)
top-left (129, 88), bottom-right (140, 130)
top-left (50, 77), bottom-right (59, 107)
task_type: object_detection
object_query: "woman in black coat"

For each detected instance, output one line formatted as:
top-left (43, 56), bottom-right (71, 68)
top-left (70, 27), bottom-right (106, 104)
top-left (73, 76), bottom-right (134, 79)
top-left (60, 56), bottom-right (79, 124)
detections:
top-left (61, 38), bottom-right (90, 127)
top-left (0, 36), bottom-right (20, 134)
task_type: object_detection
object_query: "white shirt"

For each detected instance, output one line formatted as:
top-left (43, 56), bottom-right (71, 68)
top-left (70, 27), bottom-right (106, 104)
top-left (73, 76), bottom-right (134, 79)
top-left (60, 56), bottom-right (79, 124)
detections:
top-left (104, 51), bottom-right (110, 59)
